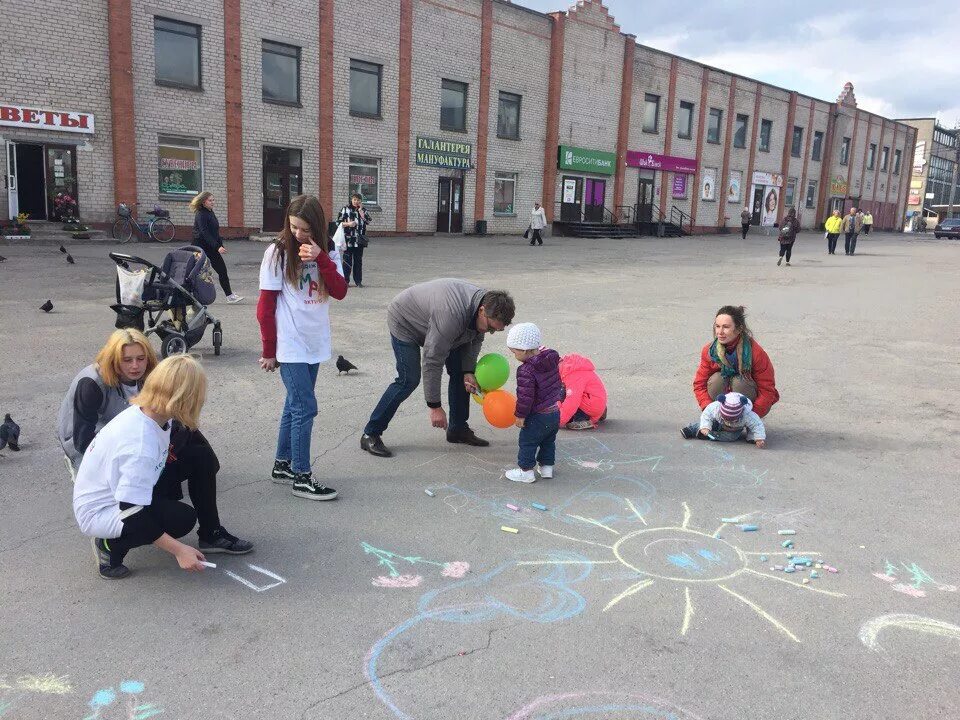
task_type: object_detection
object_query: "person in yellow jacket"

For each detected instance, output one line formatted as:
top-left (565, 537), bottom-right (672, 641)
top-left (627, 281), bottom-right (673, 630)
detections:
top-left (824, 210), bottom-right (843, 254)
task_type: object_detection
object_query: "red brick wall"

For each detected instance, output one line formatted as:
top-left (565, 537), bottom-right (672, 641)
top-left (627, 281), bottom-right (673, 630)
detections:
top-left (223, 0), bottom-right (244, 227)
top-left (395, 0), bottom-right (413, 232)
top-left (613, 36), bottom-right (635, 213)
top-left (107, 0), bottom-right (137, 210)
top-left (541, 12), bottom-right (564, 223)
top-left (473, 0), bottom-right (493, 224)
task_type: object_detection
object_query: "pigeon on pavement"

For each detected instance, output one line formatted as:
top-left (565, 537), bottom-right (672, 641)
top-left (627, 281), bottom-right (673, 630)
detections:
top-left (40, 300), bottom-right (53, 313)
top-left (66, 254), bottom-right (75, 264)
top-left (59, 245), bottom-right (67, 254)
top-left (0, 414), bottom-right (20, 451)
top-left (336, 355), bottom-right (358, 374)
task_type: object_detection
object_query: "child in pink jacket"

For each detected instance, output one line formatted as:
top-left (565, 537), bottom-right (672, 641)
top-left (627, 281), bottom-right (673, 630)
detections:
top-left (558, 354), bottom-right (607, 430)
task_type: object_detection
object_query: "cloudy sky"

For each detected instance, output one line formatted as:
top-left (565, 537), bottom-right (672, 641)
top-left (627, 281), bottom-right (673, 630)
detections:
top-left (518, 0), bottom-right (960, 126)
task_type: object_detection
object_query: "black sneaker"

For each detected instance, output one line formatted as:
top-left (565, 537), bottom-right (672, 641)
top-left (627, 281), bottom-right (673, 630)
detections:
top-left (681, 426), bottom-right (698, 440)
top-left (446, 426), bottom-right (490, 447)
top-left (199, 527), bottom-right (254, 555)
top-left (361, 433), bottom-right (392, 457)
top-left (271, 459), bottom-right (296, 484)
top-left (92, 538), bottom-right (131, 579)
top-left (291, 472), bottom-right (338, 501)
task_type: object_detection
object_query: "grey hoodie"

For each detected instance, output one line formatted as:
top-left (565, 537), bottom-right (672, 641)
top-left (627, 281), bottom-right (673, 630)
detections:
top-left (387, 279), bottom-right (486, 406)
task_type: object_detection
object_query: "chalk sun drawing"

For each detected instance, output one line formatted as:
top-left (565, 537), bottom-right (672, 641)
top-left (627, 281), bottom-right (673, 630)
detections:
top-left (859, 614), bottom-right (960, 656)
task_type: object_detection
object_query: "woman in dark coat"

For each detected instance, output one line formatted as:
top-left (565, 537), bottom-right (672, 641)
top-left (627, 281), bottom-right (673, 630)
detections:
top-left (191, 191), bottom-right (242, 303)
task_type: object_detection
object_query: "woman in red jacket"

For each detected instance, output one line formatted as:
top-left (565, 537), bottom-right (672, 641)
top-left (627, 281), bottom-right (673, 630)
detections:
top-left (692, 305), bottom-right (779, 418)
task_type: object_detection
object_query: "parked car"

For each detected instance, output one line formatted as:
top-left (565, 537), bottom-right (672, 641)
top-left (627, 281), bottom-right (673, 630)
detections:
top-left (934, 218), bottom-right (960, 239)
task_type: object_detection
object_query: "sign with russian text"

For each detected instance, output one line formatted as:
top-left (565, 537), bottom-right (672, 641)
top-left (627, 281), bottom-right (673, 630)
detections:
top-left (672, 174), bottom-right (687, 198)
top-left (751, 171), bottom-right (783, 187)
top-left (558, 145), bottom-right (616, 175)
top-left (0, 103), bottom-right (95, 134)
top-left (415, 136), bottom-right (472, 170)
top-left (626, 150), bottom-right (697, 174)
top-left (829, 175), bottom-right (849, 196)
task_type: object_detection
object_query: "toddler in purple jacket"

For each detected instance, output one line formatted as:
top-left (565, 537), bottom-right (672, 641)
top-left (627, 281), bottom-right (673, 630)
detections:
top-left (504, 323), bottom-right (562, 483)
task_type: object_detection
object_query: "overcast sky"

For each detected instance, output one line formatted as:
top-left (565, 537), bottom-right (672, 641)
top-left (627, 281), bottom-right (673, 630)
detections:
top-left (517, 0), bottom-right (960, 127)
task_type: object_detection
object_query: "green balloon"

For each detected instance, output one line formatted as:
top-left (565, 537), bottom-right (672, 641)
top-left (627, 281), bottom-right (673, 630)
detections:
top-left (475, 353), bottom-right (510, 391)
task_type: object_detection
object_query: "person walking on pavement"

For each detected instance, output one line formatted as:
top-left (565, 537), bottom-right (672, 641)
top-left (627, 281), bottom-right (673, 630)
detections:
top-left (776, 208), bottom-right (800, 266)
top-left (842, 207), bottom-right (862, 255)
top-left (824, 209), bottom-right (843, 254)
top-left (190, 192), bottom-right (242, 303)
top-left (338, 193), bottom-right (371, 287)
top-left (530, 202), bottom-right (547, 246)
top-left (360, 279), bottom-right (515, 458)
top-left (740, 207), bottom-right (751, 239)
top-left (862, 209), bottom-right (873, 235)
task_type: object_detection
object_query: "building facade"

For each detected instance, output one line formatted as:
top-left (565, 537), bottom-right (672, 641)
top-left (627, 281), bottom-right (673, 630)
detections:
top-left (1, 0), bottom-right (917, 236)
top-left (897, 118), bottom-right (960, 221)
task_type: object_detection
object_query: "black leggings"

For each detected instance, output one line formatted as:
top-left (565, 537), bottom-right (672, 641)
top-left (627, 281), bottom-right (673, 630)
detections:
top-left (343, 246), bottom-right (364, 285)
top-left (530, 229), bottom-right (543, 245)
top-left (159, 429), bottom-right (221, 538)
top-left (827, 233), bottom-right (839, 253)
top-left (108, 493), bottom-right (196, 562)
top-left (778, 242), bottom-right (794, 262)
top-left (203, 245), bottom-right (233, 296)
top-left (741, 223), bottom-right (750, 239)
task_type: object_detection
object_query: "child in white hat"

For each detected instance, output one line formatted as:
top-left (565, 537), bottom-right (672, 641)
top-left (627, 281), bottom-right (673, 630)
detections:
top-left (504, 323), bottom-right (563, 483)
top-left (681, 392), bottom-right (766, 447)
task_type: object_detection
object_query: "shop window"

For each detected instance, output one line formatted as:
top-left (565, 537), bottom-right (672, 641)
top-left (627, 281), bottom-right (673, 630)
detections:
top-left (154, 17), bottom-right (201, 89)
top-left (840, 137), bottom-right (851, 165)
top-left (493, 172), bottom-right (517, 215)
top-left (893, 149), bottom-right (902, 174)
top-left (348, 156), bottom-right (380, 206)
top-left (759, 119), bottom-right (772, 152)
top-left (158, 135), bottom-right (203, 199)
top-left (785, 177), bottom-right (797, 209)
top-left (805, 179), bottom-right (817, 209)
top-left (791, 126), bottom-right (803, 158)
top-left (440, 79), bottom-right (468, 132)
top-left (707, 108), bottom-right (722, 143)
top-left (867, 143), bottom-right (876, 170)
top-left (881, 146), bottom-right (889, 172)
top-left (350, 59), bottom-right (382, 118)
top-left (643, 94), bottom-right (660, 133)
top-left (497, 92), bottom-right (521, 140)
top-left (678, 101), bottom-right (694, 139)
top-left (262, 41), bottom-right (300, 105)
top-left (734, 114), bottom-right (748, 148)
top-left (812, 131), bottom-right (824, 161)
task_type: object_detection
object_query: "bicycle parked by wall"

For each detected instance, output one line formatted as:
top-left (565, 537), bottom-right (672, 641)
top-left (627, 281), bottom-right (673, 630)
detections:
top-left (112, 203), bottom-right (176, 243)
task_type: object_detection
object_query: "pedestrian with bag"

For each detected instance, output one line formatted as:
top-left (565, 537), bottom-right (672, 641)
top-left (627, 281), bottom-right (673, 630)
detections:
top-left (824, 210), bottom-right (843, 254)
top-left (776, 208), bottom-right (800, 266)
top-left (190, 191), bottom-right (242, 303)
top-left (529, 202), bottom-right (547, 246)
top-left (338, 193), bottom-right (371, 287)
top-left (842, 207), bottom-right (862, 255)
top-left (740, 206), bottom-right (751, 239)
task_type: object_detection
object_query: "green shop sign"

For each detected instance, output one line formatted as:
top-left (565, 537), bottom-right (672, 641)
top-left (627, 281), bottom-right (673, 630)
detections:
top-left (558, 145), bottom-right (616, 175)
top-left (415, 136), bottom-right (473, 170)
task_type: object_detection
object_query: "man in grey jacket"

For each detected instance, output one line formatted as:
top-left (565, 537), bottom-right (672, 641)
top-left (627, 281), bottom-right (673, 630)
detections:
top-left (361, 279), bottom-right (515, 457)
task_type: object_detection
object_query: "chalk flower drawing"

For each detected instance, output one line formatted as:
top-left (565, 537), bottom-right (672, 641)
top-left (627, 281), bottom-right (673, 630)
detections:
top-left (362, 542), bottom-right (469, 587)
top-left (874, 559), bottom-right (958, 598)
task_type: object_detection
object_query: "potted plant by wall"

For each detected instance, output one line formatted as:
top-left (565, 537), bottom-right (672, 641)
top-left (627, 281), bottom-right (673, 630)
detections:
top-left (53, 192), bottom-right (79, 224)
top-left (3, 213), bottom-right (32, 239)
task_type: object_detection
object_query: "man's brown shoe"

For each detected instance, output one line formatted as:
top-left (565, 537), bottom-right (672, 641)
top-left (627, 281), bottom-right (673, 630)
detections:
top-left (446, 427), bottom-right (490, 447)
top-left (361, 433), bottom-right (393, 457)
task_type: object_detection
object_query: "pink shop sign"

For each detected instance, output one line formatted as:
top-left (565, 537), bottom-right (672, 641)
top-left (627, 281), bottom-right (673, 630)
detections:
top-left (626, 150), bottom-right (698, 174)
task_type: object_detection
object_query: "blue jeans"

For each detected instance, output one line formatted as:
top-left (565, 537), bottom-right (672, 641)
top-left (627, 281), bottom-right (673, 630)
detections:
top-left (518, 409), bottom-right (560, 470)
top-left (276, 363), bottom-right (319, 473)
top-left (684, 419), bottom-right (745, 442)
top-left (364, 335), bottom-right (470, 436)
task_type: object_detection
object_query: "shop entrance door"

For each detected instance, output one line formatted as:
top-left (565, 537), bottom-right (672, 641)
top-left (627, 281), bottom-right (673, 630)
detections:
top-left (584, 178), bottom-right (606, 222)
top-left (560, 176), bottom-right (583, 222)
top-left (9, 143), bottom-right (46, 220)
top-left (45, 145), bottom-right (78, 220)
top-left (436, 177), bottom-right (463, 233)
top-left (262, 146), bottom-right (302, 232)
top-left (637, 177), bottom-right (655, 222)
top-left (751, 185), bottom-right (764, 225)
top-left (830, 197), bottom-right (845, 214)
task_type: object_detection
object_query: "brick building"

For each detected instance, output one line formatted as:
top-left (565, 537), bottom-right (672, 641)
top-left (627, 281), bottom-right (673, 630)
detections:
top-left (0, 0), bottom-right (916, 236)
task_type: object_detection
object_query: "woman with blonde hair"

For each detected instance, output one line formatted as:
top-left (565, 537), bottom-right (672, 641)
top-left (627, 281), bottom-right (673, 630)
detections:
top-left (190, 191), bottom-right (242, 303)
top-left (74, 355), bottom-right (212, 578)
top-left (58, 329), bottom-right (253, 564)
top-left (257, 194), bottom-right (347, 501)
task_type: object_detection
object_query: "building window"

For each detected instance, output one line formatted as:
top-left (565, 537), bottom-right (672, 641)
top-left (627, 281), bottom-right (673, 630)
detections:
top-left (759, 119), bottom-right (772, 152)
top-left (840, 136), bottom-right (851, 165)
top-left (785, 177), bottom-right (797, 209)
top-left (707, 108), bottom-right (722, 143)
top-left (348, 156), bottom-right (379, 205)
top-left (158, 135), bottom-right (203, 199)
top-left (154, 17), bottom-right (201, 89)
top-left (867, 143), bottom-right (876, 170)
top-left (497, 92), bottom-right (521, 140)
top-left (893, 149), bottom-right (902, 174)
top-left (812, 131), bottom-right (824, 161)
top-left (262, 41), bottom-right (300, 105)
top-left (643, 93), bottom-right (660, 133)
top-left (349, 59), bottom-right (382, 118)
top-left (440, 79), bottom-right (468, 132)
top-left (805, 179), bottom-right (817, 208)
top-left (677, 101), bottom-right (694, 139)
top-left (881, 145), bottom-right (889, 172)
top-left (791, 126), bottom-right (803, 158)
top-left (733, 114), bottom-right (748, 148)
top-left (493, 172), bottom-right (517, 215)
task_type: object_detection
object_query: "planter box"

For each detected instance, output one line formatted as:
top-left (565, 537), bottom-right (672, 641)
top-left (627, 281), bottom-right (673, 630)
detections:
top-left (71, 232), bottom-right (92, 240)
top-left (3, 235), bottom-right (31, 240)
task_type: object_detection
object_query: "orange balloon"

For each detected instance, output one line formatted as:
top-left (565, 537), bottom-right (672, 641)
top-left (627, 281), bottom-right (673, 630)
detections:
top-left (482, 389), bottom-right (517, 429)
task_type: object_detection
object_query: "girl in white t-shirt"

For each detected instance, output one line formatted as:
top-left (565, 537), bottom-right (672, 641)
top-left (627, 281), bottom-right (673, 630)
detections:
top-left (256, 195), bottom-right (348, 501)
top-left (73, 355), bottom-right (209, 579)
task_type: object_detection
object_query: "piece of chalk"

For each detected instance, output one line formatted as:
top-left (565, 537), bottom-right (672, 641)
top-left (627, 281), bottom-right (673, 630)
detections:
top-left (802, 578), bottom-right (810, 585)
top-left (505, 503), bottom-right (520, 511)
top-left (774, 565), bottom-right (784, 570)
top-left (500, 526), bottom-right (519, 534)
top-left (810, 571), bottom-right (819, 579)
top-left (531, 503), bottom-right (548, 511)
top-left (720, 517), bottom-right (740, 523)
top-left (199, 561), bottom-right (217, 568)
top-left (769, 567), bottom-right (777, 571)
top-left (740, 524), bottom-right (759, 532)
top-left (826, 566), bottom-right (839, 573)
top-left (782, 540), bottom-right (794, 548)
top-left (706, 433), bottom-right (717, 440)
top-left (784, 567), bottom-right (796, 573)
top-left (793, 557), bottom-right (812, 565)
top-left (424, 489), bottom-right (436, 497)
top-left (815, 563), bottom-right (823, 569)
top-left (760, 555), bottom-right (768, 562)
top-left (777, 530), bottom-right (796, 536)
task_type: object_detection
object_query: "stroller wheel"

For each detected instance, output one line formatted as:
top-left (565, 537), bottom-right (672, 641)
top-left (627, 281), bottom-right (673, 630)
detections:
top-left (161, 333), bottom-right (188, 358)
top-left (212, 324), bottom-right (222, 356)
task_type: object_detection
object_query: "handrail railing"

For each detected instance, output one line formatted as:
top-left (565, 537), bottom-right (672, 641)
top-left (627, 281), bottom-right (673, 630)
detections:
top-left (670, 205), bottom-right (692, 235)
top-left (553, 201), bottom-right (625, 225)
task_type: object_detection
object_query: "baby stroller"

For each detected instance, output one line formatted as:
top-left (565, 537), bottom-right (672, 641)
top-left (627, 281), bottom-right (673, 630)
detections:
top-left (109, 245), bottom-right (223, 358)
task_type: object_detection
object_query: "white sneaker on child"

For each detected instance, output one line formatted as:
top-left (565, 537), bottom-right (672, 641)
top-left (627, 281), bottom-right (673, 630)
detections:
top-left (538, 465), bottom-right (554, 479)
top-left (226, 293), bottom-right (244, 304)
top-left (505, 468), bottom-right (536, 483)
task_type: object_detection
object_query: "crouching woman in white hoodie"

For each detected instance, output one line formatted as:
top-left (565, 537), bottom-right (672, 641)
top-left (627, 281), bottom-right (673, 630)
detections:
top-left (73, 354), bottom-right (210, 579)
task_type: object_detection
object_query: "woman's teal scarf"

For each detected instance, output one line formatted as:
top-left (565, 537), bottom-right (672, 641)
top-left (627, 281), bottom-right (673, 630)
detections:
top-left (709, 336), bottom-right (752, 379)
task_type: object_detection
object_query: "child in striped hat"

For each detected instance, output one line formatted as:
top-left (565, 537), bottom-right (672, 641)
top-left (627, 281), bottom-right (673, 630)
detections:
top-left (682, 392), bottom-right (766, 447)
